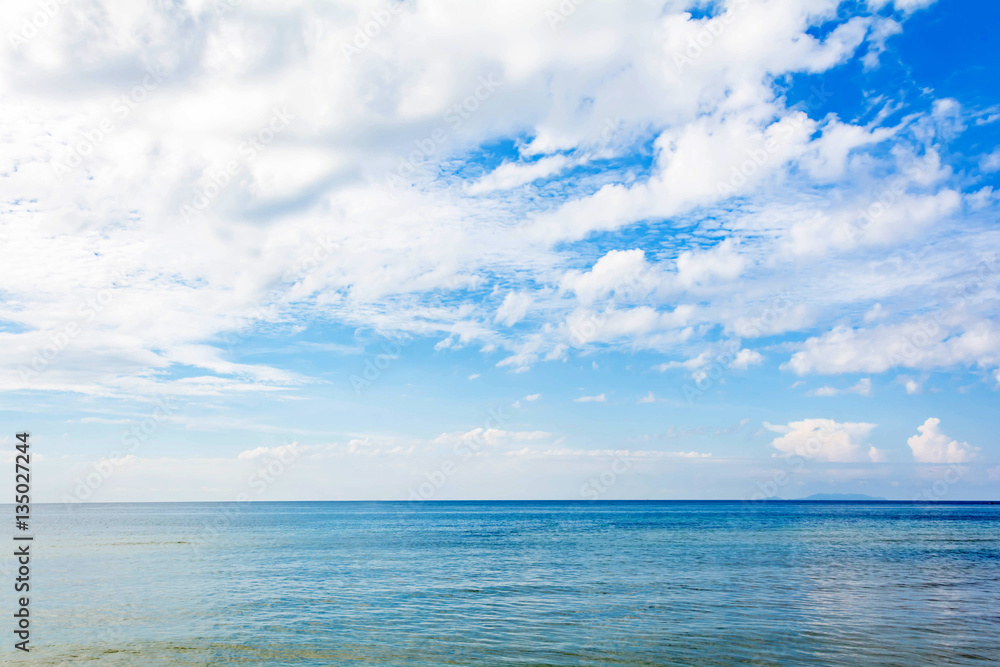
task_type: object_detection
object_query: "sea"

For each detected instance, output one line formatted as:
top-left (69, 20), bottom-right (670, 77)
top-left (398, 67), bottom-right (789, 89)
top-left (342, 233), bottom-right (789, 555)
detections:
top-left (8, 501), bottom-right (999, 665)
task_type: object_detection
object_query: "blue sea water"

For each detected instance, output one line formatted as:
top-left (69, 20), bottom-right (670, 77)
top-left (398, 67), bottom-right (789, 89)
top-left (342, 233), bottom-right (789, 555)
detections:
top-left (7, 501), bottom-right (1000, 665)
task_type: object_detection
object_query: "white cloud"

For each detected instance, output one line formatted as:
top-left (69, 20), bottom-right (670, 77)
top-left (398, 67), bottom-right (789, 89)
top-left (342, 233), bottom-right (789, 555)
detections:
top-left (466, 155), bottom-right (572, 194)
top-left (506, 447), bottom-right (711, 459)
top-left (979, 148), bottom-right (1000, 173)
top-left (433, 428), bottom-right (552, 447)
top-left (864, 303), bottom-right (886, 323)
top-left (852, 377), bottom-right (873, 395)
top-left (675, 240), bottom-right (746, 289)
top-left (906, 418), bottom-right (978, 463)
top-left (862, 17), bottom-right (902, 70)
top-left (574, 393), bottom-right (606, 403)
top-left (638, 391), bottom-right (656, 404)
top-left (654, 351), bottom-right (712, 373)
top-left (730, 348), bottom-right (763, 370)
top-left (766, 418), bottom-right (883, 462)
top-left (785, 317), bottom-right (1000, 376)
top-left (781, 189), bottom-right (961, 258)
top-left (495, 291), bottom-right (533, 327)
top-left (807, 377), bottom-right (873, 397)
top-left (0, 0), bottom-right (994, 411)
top-left (868, 446), bottom-right (889, 463)
top-left (898, 375), bottom-right (923, 394)
top-left (524, 393), bottom-right (541, 401)
top-left (560, 249), bottom-right (655, 305)
top-left (237, 442), bottom-right (300, 461)
top-left (867, 0), bottom-right (938, 14)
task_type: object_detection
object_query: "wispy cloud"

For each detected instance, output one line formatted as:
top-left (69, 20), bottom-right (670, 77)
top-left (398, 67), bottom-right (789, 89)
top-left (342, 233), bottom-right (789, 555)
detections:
top-left (807, 378), bottom-right (873, 397)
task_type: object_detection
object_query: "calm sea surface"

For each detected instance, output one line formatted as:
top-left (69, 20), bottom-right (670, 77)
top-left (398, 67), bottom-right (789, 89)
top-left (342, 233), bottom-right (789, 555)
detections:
top-left (9, 501), bottom-right (1000, 665)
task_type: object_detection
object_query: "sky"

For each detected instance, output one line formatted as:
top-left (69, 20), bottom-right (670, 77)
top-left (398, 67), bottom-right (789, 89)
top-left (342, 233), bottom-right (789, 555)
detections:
top-left (1, 0), bottom-right (998, 502)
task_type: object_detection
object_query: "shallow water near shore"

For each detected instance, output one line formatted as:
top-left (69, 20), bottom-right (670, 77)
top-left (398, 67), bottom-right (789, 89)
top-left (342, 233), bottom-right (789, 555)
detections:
top-left (11, 501), bottom-right (1000, 665)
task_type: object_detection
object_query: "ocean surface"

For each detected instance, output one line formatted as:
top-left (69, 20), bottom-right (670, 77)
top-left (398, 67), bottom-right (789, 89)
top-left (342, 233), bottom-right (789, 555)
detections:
top-left (7, 501), bottom-right (999, 665)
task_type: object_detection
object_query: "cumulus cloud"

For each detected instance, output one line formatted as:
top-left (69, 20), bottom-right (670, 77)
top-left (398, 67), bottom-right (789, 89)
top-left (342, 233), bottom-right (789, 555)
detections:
top-left (574, 393), bottom-right (606, 403)
top-left (784, 316), bottom-right (1000, 376)
top-left (730, 349), bottom-right (764, 370)
top-left (674, 240), bottom-right (746, 289)
top-left (560, 249), bottom-right (657, 305)
top-left (766, 418), bottom-right (884, 462)
top-left (906, 418), bottom-right (978, 463)
top-left (852, 378), bottom-right (874, 396)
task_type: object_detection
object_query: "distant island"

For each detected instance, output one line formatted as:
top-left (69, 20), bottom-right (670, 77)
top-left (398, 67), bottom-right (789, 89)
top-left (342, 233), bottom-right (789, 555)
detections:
top-left (797, 493), bottom-right (887, 501)
top-left (756, 493), bottom-right (887, 501)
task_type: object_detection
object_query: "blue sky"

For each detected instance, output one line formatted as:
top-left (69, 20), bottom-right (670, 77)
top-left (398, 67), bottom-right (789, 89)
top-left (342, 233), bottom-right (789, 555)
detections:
top-left (1, 0), bottom-right (998, 501)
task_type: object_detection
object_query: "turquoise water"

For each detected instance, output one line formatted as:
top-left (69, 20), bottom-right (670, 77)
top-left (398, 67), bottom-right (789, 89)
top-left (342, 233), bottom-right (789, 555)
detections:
top-left (8, 501), bottom-right (1000, 665)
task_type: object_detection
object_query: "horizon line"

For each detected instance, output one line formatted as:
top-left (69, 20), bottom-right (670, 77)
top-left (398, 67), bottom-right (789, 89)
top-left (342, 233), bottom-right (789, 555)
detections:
top-left (8, 498), bottom-right (997, 505)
